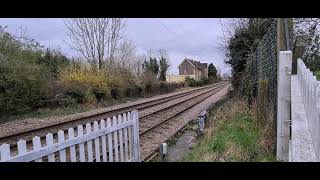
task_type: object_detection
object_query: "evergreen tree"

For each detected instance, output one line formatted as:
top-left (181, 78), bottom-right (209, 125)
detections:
top-left (208, 63), bottom-right (217, 78)
top-left (159, 55), bottom-right (169, 81)
top-left (142, 57), bottom-right (159, 77)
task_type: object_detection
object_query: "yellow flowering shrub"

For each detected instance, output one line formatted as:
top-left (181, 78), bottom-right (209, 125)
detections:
top-left (58, 66), bottom-right (111, 103)
top-left (59, 67), bottom-right (109, 91)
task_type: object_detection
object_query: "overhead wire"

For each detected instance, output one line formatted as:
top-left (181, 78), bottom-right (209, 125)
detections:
top-left (138, 18), bottom-right (229, 73)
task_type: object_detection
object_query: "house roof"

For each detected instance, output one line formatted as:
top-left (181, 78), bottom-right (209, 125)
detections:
top-left (179, 58), bottom-right (207, 70)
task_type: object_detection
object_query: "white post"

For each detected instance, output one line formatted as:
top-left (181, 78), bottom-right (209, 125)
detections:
top-left (131, 110), bottom-right (140, 162)
top-left (277, 51), bottom-right (292, 161)
top-left (316, 83), bottom-right (320, 160)
top-left (0, 144), bottom-right (11, 161)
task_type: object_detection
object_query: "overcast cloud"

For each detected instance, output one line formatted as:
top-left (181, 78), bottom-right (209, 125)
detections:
top-left (0, 18), bottom-right (231, 75)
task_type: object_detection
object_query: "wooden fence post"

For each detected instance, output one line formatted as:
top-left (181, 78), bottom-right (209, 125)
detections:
top-left (277, 51), bottom-right (292, 161)
top-left (257, 79), bottom-right (268, 126)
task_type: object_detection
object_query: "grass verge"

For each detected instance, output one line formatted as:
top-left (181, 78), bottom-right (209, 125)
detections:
top-left (316, 71), bottom-right (320, 80)
top-left (182, 97), bottom-right (275, 162)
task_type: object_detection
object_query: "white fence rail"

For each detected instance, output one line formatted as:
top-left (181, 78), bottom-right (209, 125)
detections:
top-left (297, 59), bottom-right (320, 160)
top-left (0, 110), bottom-right (140, 162)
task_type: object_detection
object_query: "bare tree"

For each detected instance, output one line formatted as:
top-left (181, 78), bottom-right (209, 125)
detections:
top-left (116, 39), bottom-right (137, 70)
top-left (108, 19), bottom-right (125, 64)
top-left (64, 18), bottom-right (125, 70)
top-left (135, 54), bottom-right (146, 76)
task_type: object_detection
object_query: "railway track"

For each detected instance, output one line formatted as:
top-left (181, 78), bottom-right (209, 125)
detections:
top-left (0, 81), bottom-right (229, 161)
top-left (0, 83), bottom-right (223, 146)
top-left (139, 82), bottom-right (227, 135)
top-left (140, 82), bottom-right (229, 160)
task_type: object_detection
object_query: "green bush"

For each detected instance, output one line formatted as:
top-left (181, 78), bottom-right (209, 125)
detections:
top-left (92, 89), bottom-right (107, 103)
top-left (0, 26), bottom-right (53, 115)
top-left (159, 82), bottom-right (168, 93)
top-left (0, 59), bottom-right (50, 115)
top-left (64, 96), bottom-right (78, 107)
top-left (316, 71), bottom-right (320, 80)
top-left (185, 77), bottom-right (212, 87)
top-left (110, 87), bottom-right (121, 99)
top-left (65, 88), bottom-right (85, 103)
top-left (144, 82), bottom-right (152, 94)
top-left (133, 84), bottom-right (144, 96)
top-left (185, 77), bottom-right (197, 87)
top-left (201, 77), bottom-right (210, 85)
top-left (159, 82), bottom-right (184, 93)
top-left (84, 92), bottom-right (98, 105)
top-left (125, 83), bottom-right (143, 97)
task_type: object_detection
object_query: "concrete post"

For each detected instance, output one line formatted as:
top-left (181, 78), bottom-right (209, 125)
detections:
top-left (277, 51), bottom-right (292, 161)
top-left (198, 110), bottom-right (206, 135)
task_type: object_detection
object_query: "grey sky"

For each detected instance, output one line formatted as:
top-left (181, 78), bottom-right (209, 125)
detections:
top-left (0, 18), bottom-right (231, 75)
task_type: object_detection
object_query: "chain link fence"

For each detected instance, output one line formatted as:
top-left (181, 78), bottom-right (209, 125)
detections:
top-left (241, 19), bottom-right (278, 127)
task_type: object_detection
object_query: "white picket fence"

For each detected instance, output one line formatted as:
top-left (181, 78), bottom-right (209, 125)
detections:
top-left (0, 110), bottom-right (140, 162)
top-left (297, 59), bottom-right (320, 160)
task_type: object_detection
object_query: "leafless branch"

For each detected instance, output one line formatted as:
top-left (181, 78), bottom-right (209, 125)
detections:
top-left (64, 18), bottom-right (125, 70)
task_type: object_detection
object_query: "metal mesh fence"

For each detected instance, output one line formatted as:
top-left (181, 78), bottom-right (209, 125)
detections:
top-left (242, 19), bottom-right (278, 124)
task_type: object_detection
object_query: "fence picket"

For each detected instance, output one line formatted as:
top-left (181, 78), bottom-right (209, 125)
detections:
top-left (68, 128), bottom-right (77, 162)
top-left (58, 130), bottom-right (67, 162)
top-left (45, 133), bottom-right (55, 162)
top-left (123, 113), bottom-right (129, 161)
top-left (77, 125), bottom-right (85, 162)
top-left (100, 119), bottom-right (107, 162)
top-left (32, 136), bottom-right (42, 162)
top-left (118, 115), bottom-right (124, 162)
top-left (0, 144), bottom-right (11, 161)
top-left (113, 116), bottom-right (119, 162)
top-left (297, 59), bottom-right (320, 161)
top-left (0, 110), bottom-right (139, 162)
top-left (107, 118), bottom-right (113, 162)
top-left (127, 112), bottom-right (133, 159)
top-left (86, 123), bottom-right (93, 162)
top-left (17, 140), bottom-right (27, 157)
top-left (93, 121), bottom-right (101, 162)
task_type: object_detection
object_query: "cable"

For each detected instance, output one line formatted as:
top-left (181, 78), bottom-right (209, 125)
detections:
top-left (153, 19), bottom-right (219, 52)
top-left (143, 19), bottom-right (228, 72)
top-left (153, 18), bottom-right (180, 36)
top-left (153, 18), bottom-right (203, 47)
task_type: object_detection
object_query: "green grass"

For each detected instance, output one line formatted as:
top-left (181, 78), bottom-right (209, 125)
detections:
top-left (182, 98), bottom-right (275, 162)
top-left (316, 71), bottom-right (320, 80)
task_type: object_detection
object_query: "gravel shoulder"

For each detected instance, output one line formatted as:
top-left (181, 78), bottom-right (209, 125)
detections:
top-left (141, 84), bottom-right (231, 160)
